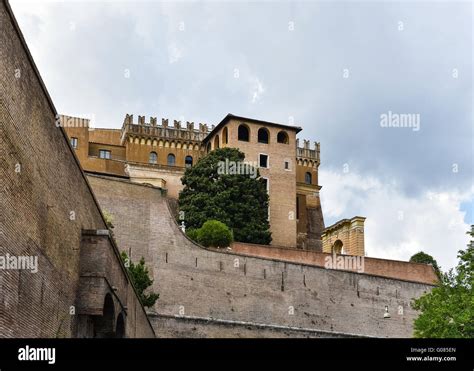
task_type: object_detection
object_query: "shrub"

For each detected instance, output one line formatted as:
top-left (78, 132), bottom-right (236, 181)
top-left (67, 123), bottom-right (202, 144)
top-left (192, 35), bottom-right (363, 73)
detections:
top-left (197, 220), bottom-right (233, 248)
top-left (121, 252), bottom-right (159, 308)
top-left (186, 228), bottom-right (199, 242)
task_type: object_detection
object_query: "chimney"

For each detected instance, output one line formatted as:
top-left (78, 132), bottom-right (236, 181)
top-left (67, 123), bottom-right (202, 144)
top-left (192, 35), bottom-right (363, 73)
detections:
top-left (187, 121), bottom-right (194, 131)
top-left (173, 120), bottom-right (181, 129)
top-left (138, 115), bottom-right (145, 125)
top-left (150, 117), bottom-right (157, 126)
top-left (162, 118), bottom-right (169, 127)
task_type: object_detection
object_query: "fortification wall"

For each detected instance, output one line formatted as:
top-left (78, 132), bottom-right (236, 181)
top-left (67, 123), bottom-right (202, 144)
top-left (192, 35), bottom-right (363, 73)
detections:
top-left (0, 0), bottom-right (154, 338)
top-left (230, 242), bottom-right (438, 285)
top-left (87, 174), bottom-right (435, 338)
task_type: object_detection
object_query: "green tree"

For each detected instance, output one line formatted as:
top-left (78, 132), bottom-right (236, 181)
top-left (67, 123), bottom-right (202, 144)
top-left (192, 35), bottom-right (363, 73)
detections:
top-left (121, 252), bottom-right (159, 308)
top-left (178, 148), bottom-right (271, 244)
top-left (412, 226), bottom-right (474, 338)
top-left (409, 251), bottom-right (442, 279)
top-left (193, 220), bottom-right (233, 248)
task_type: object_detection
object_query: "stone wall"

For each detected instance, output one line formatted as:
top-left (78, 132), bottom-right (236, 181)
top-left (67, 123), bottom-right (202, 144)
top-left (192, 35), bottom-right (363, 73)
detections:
top-left (230, 242), bottom-right (438, 285)
top-left (0, 0), bottom-right (154, 338)
top-left (87, 174), bottom-right (435, 338)
top-left (149, 314), bottom-right (366, 338)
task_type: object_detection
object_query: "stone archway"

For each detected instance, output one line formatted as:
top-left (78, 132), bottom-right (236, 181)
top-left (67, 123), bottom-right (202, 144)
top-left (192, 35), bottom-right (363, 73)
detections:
top-left (93, 293), bottom-right (115, 338)
top-left (115, 312), bottom-right (126, 338)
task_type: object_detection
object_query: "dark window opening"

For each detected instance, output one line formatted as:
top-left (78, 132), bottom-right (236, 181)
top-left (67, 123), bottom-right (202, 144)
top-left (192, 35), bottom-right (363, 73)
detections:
top-left (259, 154), bottom-right (268, 168)
top-left (185, 155), bottom-right (193, 168)
top-left (277, 131), bottom-right (289, 144)
top-left (238, 124), bottom-right (250, 142)
top-left (258, 128), bottom-right (269, 144)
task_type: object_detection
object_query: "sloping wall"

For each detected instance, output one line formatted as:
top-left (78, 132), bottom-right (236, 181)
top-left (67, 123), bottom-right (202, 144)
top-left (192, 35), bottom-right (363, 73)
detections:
top-left (0, 0), bottom-right (154, 338)
top-left (87, 174), bottom-right (435, 338)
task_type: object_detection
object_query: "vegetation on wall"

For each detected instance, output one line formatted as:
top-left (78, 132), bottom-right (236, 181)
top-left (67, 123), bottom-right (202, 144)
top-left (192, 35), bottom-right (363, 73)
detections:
top-left (178, 148), bottom-right (271, 244)
top-left (121, 252), bottom-right (159, 308)
top-left (412, 226), bottom-right (473, 338)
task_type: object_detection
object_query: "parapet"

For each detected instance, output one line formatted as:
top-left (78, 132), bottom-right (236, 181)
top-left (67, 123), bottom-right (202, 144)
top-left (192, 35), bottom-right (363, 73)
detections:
top-left (121, 114), bottom-right (209, 143)
top-left (296, 139), bottom-right (320, 163)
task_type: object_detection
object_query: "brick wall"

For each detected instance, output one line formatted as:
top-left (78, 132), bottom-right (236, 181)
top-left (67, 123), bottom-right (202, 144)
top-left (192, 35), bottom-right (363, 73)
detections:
top-left (87, 174), bottom-right (435, 338)
top-left (149, 314), bottom-right (366, 338)
top-left (230, 242), bottom-right (438, 285)
top-left (0, 0), bottom-right (153, 338)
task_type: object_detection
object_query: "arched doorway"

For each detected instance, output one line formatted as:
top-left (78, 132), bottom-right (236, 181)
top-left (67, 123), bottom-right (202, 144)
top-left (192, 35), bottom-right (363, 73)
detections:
top-left (115, 313), bottom-right (125, 338)
top-left (93, 293), bottom-right (115, 338)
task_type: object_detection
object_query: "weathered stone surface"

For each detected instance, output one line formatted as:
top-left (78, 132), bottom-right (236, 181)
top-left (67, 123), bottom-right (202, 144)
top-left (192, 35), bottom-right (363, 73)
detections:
top-left (87, 174), bottom-right (434, 338)
top-left (0, 0), bottom-right (154, 338)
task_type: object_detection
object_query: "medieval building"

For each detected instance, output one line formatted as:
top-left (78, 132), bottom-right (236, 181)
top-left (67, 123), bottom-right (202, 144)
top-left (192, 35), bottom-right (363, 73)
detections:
top-left (62, 113), bottom-right (364, 254)
top-left (1, 0), bottom-right (439, 339)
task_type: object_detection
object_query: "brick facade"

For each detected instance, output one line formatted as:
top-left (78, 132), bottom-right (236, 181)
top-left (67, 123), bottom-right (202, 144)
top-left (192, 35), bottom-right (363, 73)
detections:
top-left (0, 0), bottom-right (154, 338)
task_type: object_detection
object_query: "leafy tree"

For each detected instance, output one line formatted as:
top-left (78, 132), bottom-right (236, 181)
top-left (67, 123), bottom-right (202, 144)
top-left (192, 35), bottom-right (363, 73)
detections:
top-left (121, 252), bottom-right (159, 308)
top-left (192, 220), bottom-right (233, 248)
top-left (178, 148), bottom-right (271, 244)
top-left (410, 251), bottom-right (442, 279)
top-left (412, 226), bottom-right (474, 338)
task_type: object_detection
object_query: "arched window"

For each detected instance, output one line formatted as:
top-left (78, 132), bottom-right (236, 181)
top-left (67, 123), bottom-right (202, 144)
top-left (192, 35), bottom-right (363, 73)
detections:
top-left (277, 130), bottom-right (289, 144)
top-left (333, 240), bottom-right (344, 254)
top-left (149, 151), bottom-right (157, 164)
top-left (214, 135), bottom-right (220, 149)
top-left (258, 128), bottom-right (269, 144)
top-left (167, 153), bottom-right (176, 166)
top-left (185, 155), bottom-right (193, 168)
top-left (238, 124), bottom-right (250, 142)
top-left (223, 127), bottom-right (228, 144)
top-left (305, 172), bottom-right (312, 184)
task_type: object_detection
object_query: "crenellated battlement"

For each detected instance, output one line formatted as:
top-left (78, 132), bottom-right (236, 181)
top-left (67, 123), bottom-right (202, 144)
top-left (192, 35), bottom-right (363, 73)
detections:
top-left (123, 114), bottom-right (210, 132)
top-left (296, 138), bottom-right (320, 164)
top-left (121, 114), bottom-right (209, 143)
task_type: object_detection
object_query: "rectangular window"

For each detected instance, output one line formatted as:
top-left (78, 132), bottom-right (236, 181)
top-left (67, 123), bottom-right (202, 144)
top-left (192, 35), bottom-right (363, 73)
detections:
top-left (284, 161), bottom-right (289, 170)
top-left (70, 137), bottom-right (78, 149)
top-left (99, 149), bottom-right (111, 159)
top-left (261, 177), bottom-right (269, 192)
top-left (296, 196), bottom-right (300, 220)
top-left (259, 154), bottom-right (268, 168)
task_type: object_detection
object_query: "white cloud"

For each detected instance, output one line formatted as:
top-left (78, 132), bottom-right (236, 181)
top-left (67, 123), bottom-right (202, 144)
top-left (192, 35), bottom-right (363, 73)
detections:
top-left (320, 168), bottom-right (472, 272)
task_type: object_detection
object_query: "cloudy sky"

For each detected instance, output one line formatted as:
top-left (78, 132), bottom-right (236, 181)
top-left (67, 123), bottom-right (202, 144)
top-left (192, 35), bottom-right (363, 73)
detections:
top-left (10, 0), bottom-right (473, 271)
